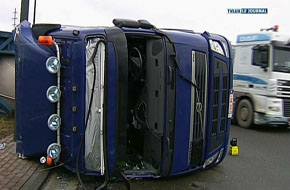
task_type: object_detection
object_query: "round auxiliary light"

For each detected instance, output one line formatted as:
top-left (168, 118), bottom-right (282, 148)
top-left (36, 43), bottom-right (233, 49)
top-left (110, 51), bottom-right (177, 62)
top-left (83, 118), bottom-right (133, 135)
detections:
top-left (40, 156), bottom-right (47, 164)
top-left (46, 86), bottom-right (61, 103)
top-left (46, 56), bottom-right (60, 74)
top-left (47, 143), bottom-right (61, 160)
top-left (47, 114), bottom-right (61, 131)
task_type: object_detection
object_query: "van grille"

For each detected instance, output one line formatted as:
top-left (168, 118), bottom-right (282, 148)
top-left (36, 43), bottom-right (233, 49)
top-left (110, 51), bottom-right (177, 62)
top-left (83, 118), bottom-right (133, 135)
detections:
top-left (211, 59), bottom-right (229, 136)
top-left (189, 51), bottom-right (207, 166)
top-left (192, 53), bottom-right (207, 141)
top-left (210, 58), bottom-right (229, 151)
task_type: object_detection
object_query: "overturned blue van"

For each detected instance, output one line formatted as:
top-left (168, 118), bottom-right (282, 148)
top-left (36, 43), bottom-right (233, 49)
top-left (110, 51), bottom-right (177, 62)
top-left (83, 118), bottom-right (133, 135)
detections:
top-left (14, 19), bottom-right (233, 181)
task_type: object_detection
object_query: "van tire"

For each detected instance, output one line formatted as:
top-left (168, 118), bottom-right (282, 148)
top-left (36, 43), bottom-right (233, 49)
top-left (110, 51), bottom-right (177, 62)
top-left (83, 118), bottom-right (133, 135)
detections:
top-left (236, 99), bottom-right (253, 129)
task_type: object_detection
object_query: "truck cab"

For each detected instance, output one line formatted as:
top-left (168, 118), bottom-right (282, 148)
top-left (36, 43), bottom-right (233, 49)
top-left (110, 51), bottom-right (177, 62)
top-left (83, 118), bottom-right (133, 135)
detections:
top-left (14, 19), bottom-right (233, 179)
top-left (233, 27), bottom-right (290, 128)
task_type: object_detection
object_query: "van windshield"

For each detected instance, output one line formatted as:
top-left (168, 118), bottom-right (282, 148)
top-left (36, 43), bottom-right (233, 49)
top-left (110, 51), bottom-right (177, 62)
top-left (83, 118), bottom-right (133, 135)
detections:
top-left (273, 46), bottom-right (290, 73)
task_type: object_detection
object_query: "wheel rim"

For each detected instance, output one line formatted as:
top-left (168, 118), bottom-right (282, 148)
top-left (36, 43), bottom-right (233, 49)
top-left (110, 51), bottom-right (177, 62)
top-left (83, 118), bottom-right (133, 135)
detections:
top-left (240, 106), bottom-right (249, 121)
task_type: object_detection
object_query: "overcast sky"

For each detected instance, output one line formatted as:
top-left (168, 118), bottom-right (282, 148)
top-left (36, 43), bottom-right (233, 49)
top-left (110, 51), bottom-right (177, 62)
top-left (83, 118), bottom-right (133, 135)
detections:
top-left (1, 0), bottom-right (289, 43)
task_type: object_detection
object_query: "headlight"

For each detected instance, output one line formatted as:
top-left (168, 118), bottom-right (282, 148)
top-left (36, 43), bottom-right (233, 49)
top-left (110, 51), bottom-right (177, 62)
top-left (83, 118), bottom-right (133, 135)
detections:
top-left (221, 41), bottom-right (229, 58)
top-left (46, 56), bottom-right (60, 74)
top-left (46, 86), bottom-right (61, 103)
top-left (47, 114), bottom-right (61, 131)
top-left (209, 40), bottom-right (224, 56)
top-left (47, 143), bottom-right (61, 159)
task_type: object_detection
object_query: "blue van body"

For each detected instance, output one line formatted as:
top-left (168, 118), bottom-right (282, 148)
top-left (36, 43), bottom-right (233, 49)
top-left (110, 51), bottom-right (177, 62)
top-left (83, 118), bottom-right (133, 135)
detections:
top-left (15, 20), bottom-right (233, 178)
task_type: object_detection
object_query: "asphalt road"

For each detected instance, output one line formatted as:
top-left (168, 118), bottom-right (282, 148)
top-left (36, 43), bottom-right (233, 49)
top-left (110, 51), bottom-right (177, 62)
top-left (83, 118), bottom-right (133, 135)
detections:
top-left (42, 124), bottom-right (290, 190)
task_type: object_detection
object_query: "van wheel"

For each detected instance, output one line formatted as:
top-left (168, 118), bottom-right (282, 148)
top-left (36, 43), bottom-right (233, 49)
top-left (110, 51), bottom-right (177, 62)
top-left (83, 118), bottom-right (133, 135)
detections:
top-left (236, 99), bottom-right (253, 129)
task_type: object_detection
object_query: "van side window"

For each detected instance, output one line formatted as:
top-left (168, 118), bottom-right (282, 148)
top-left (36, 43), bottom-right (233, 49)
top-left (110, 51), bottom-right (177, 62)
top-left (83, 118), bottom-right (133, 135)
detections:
top-left (252, 45), bottom-right (269, 68)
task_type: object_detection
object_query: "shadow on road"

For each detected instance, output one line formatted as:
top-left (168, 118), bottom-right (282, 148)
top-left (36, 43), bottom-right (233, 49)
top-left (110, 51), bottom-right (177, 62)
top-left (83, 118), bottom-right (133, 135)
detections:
top-left (250, 125), bottom-right (290, 133)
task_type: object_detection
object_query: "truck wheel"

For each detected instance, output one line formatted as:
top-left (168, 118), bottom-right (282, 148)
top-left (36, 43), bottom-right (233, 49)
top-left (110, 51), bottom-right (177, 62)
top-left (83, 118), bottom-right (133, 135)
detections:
top-left (236, 99), bottom-right (253, 129)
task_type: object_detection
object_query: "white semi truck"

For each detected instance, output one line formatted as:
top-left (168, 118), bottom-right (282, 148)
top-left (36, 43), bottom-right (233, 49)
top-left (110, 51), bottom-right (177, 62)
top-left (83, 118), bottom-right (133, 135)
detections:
top-left (233, 26), bottom-right (290, 128)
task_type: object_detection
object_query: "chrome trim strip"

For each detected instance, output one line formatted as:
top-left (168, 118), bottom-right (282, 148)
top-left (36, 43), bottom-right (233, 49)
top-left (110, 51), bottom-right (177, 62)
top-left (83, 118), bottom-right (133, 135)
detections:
top-left (188, 51), bottom-right (196, 163)
top-left (54, 41), bottom-right (61, 147)
top-left (203, 55), bottom-right (208, 138)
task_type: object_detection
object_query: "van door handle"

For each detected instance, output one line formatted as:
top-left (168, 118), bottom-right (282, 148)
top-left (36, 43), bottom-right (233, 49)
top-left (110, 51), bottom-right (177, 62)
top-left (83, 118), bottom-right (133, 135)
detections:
top-left (166, 137), bottom-right (171, 152)
top-left (168, 66), bottom-right (175, 89)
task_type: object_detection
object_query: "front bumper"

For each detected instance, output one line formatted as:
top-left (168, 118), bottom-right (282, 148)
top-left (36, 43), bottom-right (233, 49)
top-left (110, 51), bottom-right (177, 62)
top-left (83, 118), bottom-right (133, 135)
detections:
top-left (254, 112), bottom-right (289, 126)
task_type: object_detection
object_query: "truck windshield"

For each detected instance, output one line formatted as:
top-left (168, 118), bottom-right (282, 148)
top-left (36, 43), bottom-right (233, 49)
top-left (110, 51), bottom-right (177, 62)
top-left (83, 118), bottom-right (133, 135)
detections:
top-left (273, 46), bottom-right (290, 73)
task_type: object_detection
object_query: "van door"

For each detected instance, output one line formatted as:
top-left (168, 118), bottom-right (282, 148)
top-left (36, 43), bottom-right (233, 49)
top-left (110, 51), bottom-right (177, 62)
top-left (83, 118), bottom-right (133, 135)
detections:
top-left (162, 39), bottom-right (176, 176)
top-left (104, 27), bottom-right (128, 174)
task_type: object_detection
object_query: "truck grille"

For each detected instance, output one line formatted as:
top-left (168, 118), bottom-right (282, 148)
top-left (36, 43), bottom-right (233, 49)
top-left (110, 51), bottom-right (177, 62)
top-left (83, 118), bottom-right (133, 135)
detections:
top-left (277, 80), bottom-right (290, 97)
top-left (189, 51), bottom-right (207, 166)
top-left (283, 99), bottom-right (290, 117)
top-left (211, 59), bottom-right (229, 137)
top-left (278, 79), bottom-right (290, 86)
